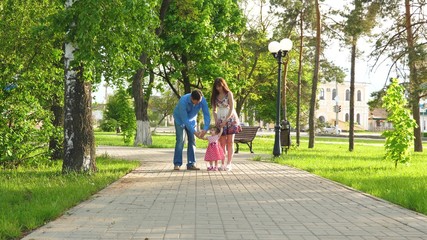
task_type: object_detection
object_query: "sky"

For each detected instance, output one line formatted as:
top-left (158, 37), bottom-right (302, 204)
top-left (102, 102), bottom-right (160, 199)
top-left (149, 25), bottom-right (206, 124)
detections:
top-left (324, 37), bottom-right (392, 95)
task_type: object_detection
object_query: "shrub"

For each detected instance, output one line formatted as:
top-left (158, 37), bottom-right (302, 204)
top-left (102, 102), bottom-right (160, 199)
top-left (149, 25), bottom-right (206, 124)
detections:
top-left (381, 79), bottom-right (416, 168)
top-left (0, 92), bottom-right (54, 168)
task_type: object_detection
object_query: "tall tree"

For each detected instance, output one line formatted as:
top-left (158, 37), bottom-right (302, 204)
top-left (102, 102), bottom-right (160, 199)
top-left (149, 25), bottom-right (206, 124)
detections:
top-left (270, 0), bottom-right (316, 146)
top-left (341, 1), bottom-right (379, 151)
top-left (308, 0), bottom-right (321, 148)
top-left (61, 0), bottom-right (159, 171)
top-left (62, 0), bottom-right (96, 173)
top-left (296, 2), bottom-right (304, 146)
top-left (132, 0), bottom-right (169, 146)
top-left (234, 0), bottom-right (276, 120)
top-left (371, 0), bottom-right (426, 152)
top-left (158, 0), bottom-right (244, 97)
top-left (404, 0), bottom-right (423, 152)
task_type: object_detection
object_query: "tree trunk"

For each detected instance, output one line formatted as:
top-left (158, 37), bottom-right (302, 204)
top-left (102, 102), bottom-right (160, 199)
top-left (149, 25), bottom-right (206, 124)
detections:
top-left (132, 53), bottom-right (152, 146)
top-left (49, 94), bottom-right (63, 160)
top-left (132, 63), bottom-right (144, 144)
top-left (308, 0), bottom-right (321, 149)
top-left (349, 40), bottom-right (356, 152)
top-left (135, 120), bottom-right (152, 145)
top-left (404, 0), bottom-right (423, 152)
top-left (132, 0), bottom-right (171, 146)
top-left (62, 63), bottom-right (96, 173)
top-left (62, 1), bottom-right (96, 173)
top-left (134, 69), bottom-right (155, 146)
top-left (296, 5), bottom-right (304, 147)
top-left (282, 60), bottom-right (288, 122)
top-left (181, 54), bottom-right (192, 94)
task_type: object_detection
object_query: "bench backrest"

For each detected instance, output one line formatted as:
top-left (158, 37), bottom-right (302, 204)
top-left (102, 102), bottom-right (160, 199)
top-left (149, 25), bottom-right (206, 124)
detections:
top-left (234, 126), bottom-right (260, 141)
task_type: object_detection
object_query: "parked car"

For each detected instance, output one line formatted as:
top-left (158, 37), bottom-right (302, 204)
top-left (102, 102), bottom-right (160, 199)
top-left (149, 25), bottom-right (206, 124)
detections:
top-left (321, 126), bottom-right (341, 135)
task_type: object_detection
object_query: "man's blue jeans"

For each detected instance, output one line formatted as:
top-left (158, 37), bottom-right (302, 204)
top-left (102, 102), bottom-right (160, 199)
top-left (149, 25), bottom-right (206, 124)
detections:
top-left (173, 124), bottom-right (196, 167)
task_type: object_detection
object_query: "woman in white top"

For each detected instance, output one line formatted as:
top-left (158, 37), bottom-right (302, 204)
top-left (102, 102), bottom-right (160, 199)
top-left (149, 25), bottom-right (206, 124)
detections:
top-left (210, 77), bottom-right (240, 171)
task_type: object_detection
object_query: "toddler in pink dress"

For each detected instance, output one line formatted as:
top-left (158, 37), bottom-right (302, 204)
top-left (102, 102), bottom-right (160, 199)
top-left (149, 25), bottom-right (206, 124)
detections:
top-left (199, 126), bottom-right (224, 171)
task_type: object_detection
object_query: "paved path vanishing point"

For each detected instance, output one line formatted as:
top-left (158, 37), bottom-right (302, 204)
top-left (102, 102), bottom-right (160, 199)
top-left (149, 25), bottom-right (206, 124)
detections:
top-left (23, 146), bottom-right (427, 240)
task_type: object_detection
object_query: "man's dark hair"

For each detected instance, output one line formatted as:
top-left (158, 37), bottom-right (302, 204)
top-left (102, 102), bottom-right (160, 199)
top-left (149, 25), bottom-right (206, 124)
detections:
top-left (191, 89), bottom-right (203, 101)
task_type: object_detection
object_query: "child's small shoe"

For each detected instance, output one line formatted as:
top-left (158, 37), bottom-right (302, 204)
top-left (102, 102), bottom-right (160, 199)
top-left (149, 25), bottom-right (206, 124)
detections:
top-left (213, 166), bottom-right (218, 171)
top-left (207, 166), bottom-right (213, 171)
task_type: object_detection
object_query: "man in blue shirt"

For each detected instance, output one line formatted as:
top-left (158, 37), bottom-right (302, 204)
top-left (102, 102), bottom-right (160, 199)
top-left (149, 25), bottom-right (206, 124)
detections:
top-left (173, 89), bottom-right (211, 170)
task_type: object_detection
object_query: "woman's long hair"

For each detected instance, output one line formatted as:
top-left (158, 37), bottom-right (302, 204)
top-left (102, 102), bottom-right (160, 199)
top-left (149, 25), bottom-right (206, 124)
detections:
top-left (210, 77), bottom-right (230, 107)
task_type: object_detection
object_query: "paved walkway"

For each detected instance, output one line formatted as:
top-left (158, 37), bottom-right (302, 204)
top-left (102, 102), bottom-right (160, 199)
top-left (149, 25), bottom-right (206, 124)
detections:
top-left (23, 146), bottom-right (427, 240)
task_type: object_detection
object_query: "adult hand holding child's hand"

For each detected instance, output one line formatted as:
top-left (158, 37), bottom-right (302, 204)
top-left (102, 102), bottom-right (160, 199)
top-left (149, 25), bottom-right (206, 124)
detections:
top-left (199, 130), bottom-right (207, 138)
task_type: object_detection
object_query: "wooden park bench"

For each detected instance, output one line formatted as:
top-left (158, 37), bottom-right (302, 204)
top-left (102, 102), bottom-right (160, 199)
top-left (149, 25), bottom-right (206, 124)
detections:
top-left (234, 126), bottom-right (260, 153)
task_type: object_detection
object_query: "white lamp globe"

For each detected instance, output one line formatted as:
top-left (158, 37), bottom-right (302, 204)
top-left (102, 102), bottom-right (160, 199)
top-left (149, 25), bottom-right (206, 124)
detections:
top-left (280, 38), bottom-right (293, 51)
top-left (268, 41), bottom-right (280, 53)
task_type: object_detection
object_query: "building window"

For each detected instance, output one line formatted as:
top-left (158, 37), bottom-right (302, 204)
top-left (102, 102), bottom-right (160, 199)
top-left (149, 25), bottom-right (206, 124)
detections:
top-left (332, 89), bottom-right (337, 100)
top-left (357, 90), bottom-right (362, 101)
top-left (345, 113), bottom-right (349, 122)
top-left (346, 89), bottom-right (350, 101)
top-left (319, 88), bottom-right (325, 100)
top-left (357, 113), bottom-right (360, 125)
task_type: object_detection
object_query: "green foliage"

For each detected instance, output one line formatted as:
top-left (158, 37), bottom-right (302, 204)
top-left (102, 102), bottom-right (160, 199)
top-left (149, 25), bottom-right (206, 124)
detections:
top-left (367, 89), bottom-right (386, 110)
top-left (381, 79), bottom-right (417, 168)
top-left (64, 0), bottom-right (159, 84)
top-left (1, 1), bottom-right (64, 166)
top-left (342, 0), bottom-right (379, 42)
top-left (159, 0), bottom-right (245, 93)
top-left (319, 60), bottom-right (346, 83)
top-left (99, 119), bottom-right (118, 132)
top-left (103, 89), bottom-right (136, 144)
top-left (247, 49), bottom-right (313, 125)
top-left (0, 88), bottom-right (55, 168)
top-left (149, 91), bottom-right (177, 127)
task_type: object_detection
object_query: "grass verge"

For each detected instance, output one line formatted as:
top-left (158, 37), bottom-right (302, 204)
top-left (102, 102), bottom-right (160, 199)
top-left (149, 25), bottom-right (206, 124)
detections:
top-left (274, 141), bottom-right (427, 216)
top-left (0, 157), bottom-right (140, 240)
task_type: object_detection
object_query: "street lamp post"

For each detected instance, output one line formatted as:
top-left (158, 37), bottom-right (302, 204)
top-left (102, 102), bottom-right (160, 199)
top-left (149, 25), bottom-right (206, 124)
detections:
top-left (268, 38), bottom-right (293, 157)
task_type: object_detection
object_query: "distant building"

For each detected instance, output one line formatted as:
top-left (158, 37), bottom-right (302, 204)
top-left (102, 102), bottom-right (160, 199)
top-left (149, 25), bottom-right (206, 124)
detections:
top-left (368, 108), bottom-right (392, 132)
top-left (316, 81), bottom-right (370, 131)
top-left (368, 101), bottom-right (427, 133)
top-left (419, 101), bottom-right (427, 133)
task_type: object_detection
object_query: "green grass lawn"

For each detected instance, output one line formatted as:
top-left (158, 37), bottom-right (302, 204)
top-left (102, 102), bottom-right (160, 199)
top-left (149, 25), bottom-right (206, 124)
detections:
top-left (0, 157), bottom-right (140, 240)
top-left (274, 142), bottom-right (427, 215)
